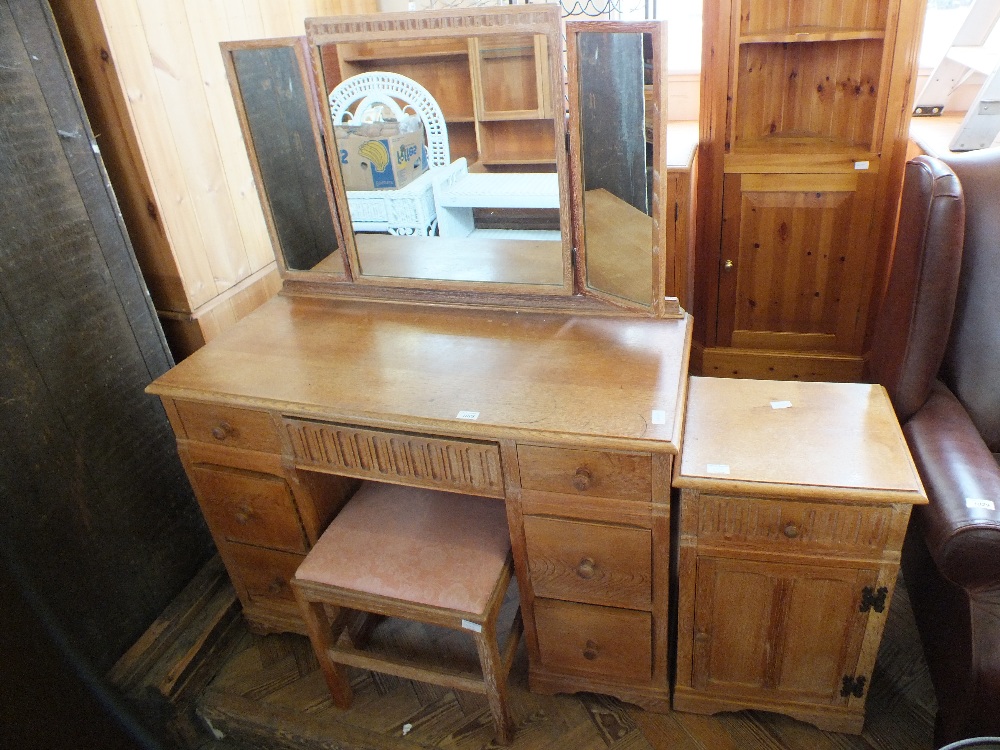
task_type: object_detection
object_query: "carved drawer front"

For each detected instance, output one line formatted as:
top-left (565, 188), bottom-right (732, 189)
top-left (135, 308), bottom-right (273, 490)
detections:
top-left (517, 445), bottom-right (651, 501)
top-left (223, 541), bottom-right (304, 605)
top-left (696, 495), bottom-right (893, 556)
top-left (534, 598), bottom-right (651, 682)
top-left (190, 464), bottom-right (307, 554)
top-left (523, 516), bottom-right (651, 610)
top-left (284, 419), bottom-right (504, 498)
top-left (175, 401), bottom-right (281, 453)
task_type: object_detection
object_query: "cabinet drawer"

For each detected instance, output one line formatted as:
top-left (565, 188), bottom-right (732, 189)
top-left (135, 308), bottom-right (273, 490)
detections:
top-left (517, 445), bottom-right (651, 501)
top-left (175, 401), bottom-right (281, 453)
top-left (284, 419), bottom-right (504, 498)
top-left (190, 464), bottom-right (307, 553)
top-left (223, 542), bottom-right (304, 605)
top-left (524, 516), bottom-right (651, 610)
top-left (695, 494), bottom-right (893, 556)
top-left (534, 598), bottom-right (651, 682)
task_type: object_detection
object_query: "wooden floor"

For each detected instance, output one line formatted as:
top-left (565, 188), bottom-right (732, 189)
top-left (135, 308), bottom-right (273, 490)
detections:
top-left (174, 577), bottom-right (937, 750)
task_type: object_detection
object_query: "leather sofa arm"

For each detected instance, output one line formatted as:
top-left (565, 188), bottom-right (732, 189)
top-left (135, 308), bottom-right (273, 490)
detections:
top-left (903, 381), bottom-right (1000, 592)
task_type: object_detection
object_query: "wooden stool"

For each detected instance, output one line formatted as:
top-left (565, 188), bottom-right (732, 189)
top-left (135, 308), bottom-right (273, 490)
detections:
top-left (291, 481), bottom-right (522, 744)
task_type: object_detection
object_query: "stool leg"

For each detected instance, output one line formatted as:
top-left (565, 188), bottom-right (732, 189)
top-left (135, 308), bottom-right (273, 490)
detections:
top-left (473, 623), bottom-right (515, 745)
top-left (295, 590), bottom-right (353, 709)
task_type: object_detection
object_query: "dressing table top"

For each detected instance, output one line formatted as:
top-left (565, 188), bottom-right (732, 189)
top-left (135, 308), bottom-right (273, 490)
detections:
top-left (148, 295), bottom-right (692, 453)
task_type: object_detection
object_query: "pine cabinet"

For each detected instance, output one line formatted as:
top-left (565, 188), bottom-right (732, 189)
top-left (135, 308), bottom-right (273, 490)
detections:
top-left (694, 0), bottom-right (927, 380)
top-left (674, 377), bottom-right (926, 733)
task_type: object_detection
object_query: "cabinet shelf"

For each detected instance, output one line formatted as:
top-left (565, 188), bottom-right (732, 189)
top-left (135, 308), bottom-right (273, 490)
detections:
top-left (739, 28), bottom-right (886, 44)
top-left (729, 134), bottom-right (876, 155)
top-left (479, 112), bottom-right (551, 123)
top-left (339, 50), bottom-right (469, 64)
top-left (480, 157), bottom-right (557, 167)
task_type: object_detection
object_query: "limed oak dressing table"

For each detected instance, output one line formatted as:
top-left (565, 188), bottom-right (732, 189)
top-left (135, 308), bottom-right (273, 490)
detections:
top-left (148, 296), bottom-right (690, 709)
top-left (150, 8), bottom-right (689, 711)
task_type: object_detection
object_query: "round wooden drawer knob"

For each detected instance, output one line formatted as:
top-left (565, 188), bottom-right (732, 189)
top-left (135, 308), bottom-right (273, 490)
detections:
top-left (583, 640), bottom-right (599, 661)
top-left (234, 505), bottom-right (253, 525)
top-left (572, 467), bottom-right (593, 491)
top-left (783, 522), bottom-right (800, 539)
top-left (211, 422), bottom-right (234, 441)
top-left (576, 557), bottom-right (597, 580)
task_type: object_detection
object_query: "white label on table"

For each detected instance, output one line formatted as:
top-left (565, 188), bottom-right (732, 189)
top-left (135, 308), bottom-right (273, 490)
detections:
top-left (461, 619), bottom-right (483, 632)
top-left (966, 498), bottom-right (996, 511)
top-left (770, 400), bottom-right (793, 410)
top-left (651, 409), bottom-right (667, 425)
top-left (855, 160), bottom-right (870, 170)
top-left (707, 464), bottom-right (731, 475)
top-left (456, 410), bottom-right (480, 420)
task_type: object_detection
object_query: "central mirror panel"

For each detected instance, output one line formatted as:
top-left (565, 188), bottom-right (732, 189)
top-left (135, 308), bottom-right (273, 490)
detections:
top-left (306, 7), bottom-right (572, 294)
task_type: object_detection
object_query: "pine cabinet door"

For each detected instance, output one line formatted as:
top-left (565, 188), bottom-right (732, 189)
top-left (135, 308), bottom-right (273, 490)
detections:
top-left (715, 171), bottom-right (878, 354)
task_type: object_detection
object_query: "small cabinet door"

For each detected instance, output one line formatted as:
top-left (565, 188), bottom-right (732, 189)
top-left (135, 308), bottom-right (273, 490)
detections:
top-left (716, 171), bottom-right (878, 354)
top-left (691, 556), bottom-right (877, 706)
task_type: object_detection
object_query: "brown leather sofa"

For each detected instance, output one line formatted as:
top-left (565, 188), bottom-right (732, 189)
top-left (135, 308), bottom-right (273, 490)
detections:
top-left (869, 149), bottom-right (1000, 747)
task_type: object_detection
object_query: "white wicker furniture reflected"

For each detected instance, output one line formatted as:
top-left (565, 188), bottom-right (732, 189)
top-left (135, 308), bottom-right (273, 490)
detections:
top-left (328, 72), bottom-right (450, 236)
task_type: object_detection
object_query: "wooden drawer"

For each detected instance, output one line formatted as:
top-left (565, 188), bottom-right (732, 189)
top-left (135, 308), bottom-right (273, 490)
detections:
top-left (695, 494), bottom-right (893, 556)
top-left (223, 542), bottom-right (304, 605)
top-left (284, 418), bottom-right (504, 498)
top-left (175, 400), bottom-right (281, 453)
top-left (517, 444), bottom-right (651, 501)
top-left (534, 598), bottom-right (651, 682)
top-left (190, 463), bottom-right (307, 553)
top-left (523, 516), bottom-right (651, 610)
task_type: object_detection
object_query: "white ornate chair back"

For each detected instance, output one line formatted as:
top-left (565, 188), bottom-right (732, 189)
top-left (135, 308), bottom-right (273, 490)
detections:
top-left (328, 71), bottom-right (450, 168)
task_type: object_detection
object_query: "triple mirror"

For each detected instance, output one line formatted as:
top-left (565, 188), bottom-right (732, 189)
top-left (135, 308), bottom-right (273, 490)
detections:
top-left (222, 9), bottom-right (669, 311)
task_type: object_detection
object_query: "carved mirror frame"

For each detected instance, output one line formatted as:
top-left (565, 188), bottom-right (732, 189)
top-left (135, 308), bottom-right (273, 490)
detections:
top-left (220, 11), bottom-right (682, 317)
top-left (566, 20), bottom-right (675, 317)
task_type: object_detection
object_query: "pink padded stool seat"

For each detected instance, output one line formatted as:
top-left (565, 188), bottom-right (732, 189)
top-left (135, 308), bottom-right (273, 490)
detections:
top-left (295, 481), bottom-right (511, 614)
top-left (291, 481), bottom-right (522, 745)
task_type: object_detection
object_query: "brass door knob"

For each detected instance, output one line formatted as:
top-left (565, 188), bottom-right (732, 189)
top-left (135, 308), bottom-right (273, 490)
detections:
top-left (724, 259), bottom-right (734, 270)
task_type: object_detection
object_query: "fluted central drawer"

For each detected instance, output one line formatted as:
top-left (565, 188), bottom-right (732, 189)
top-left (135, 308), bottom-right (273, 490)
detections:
top-left (284, 418), bottom-right (505, 498)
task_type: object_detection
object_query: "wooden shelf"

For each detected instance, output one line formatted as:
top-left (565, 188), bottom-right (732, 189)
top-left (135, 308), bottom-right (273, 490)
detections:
top-left (478, 112), bottom-right (549, 123)
top-left (339, 50), bottom-right (468, 64)
top-left (739, 28), bottom-right (886, 44)
top-left (480, 157), bottom-right (557, 167)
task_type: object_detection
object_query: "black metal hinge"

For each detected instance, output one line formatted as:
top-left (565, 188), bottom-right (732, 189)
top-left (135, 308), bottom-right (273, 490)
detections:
top-left (860, 586), bottom-right (888, 613)
top-left (841, 675), bottom-right (867, 698)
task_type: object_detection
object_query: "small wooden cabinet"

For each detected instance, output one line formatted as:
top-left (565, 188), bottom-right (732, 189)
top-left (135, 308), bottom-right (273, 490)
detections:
top-left (673, 377), bottom-right (926, 733)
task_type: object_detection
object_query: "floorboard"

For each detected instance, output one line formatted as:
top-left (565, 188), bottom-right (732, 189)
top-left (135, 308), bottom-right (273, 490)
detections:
top-left (180, 575), bottom-right (935, 750)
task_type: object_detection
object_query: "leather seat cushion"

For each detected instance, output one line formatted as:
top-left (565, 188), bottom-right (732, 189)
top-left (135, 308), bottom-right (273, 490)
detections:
top-left (295, 481), bottom-right (511, 616)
